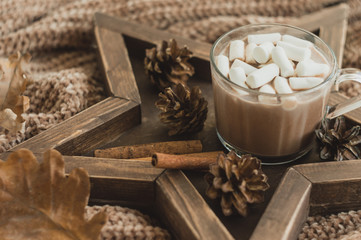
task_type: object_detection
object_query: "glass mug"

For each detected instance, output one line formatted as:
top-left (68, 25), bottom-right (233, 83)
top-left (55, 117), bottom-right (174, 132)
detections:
top-left (210, 24), bottom-right (361, 165)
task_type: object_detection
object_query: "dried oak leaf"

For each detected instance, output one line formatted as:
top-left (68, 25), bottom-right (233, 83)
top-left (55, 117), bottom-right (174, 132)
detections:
top-left (0, 149), bottom-right (107, 240)
top-left (0, 52), bottom-right (31, 133)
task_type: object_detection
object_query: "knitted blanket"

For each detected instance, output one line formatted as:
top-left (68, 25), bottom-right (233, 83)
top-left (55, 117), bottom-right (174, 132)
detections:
top-left (1, 0), bottom-right (361, 239)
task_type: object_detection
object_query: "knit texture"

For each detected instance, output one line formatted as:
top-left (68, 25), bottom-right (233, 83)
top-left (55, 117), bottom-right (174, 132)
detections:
top-left (86, 205), bottom-right (170, 240)
top-left (0, 0), bottom-right (359, 152)
top-left (299, 210), bottom-right (361, 240)
top-left (1, 0), bottom-right (361, 239)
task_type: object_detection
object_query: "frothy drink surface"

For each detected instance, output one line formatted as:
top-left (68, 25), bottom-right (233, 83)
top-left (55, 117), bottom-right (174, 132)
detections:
top-left (213, 34), bottom-right (332, 157)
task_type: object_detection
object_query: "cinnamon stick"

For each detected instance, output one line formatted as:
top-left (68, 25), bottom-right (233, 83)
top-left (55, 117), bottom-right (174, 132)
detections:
top-left (152, 151), bottom-right (223, 169)
top-left (94, 140), bottom-right (202, 159)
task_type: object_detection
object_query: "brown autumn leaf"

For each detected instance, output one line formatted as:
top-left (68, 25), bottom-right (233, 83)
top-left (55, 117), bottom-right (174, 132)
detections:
top-left (0, 52), bottom-right (31, 133)
top-left (0, 149), bottom-right (107, 240)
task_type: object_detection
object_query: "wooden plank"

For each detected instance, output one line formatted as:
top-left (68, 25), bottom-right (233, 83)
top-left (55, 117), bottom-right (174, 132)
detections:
top-left (289, 4), bottom-right (348, 33)
top-left (155, 170), bottom-right (233, 240)
top-left (63, 156), bottom-right (163, 206)
top-left (289, 3), bottom-right (349, 65)
top-left (0, 97), bottom-right (141, 157)
top-left (250, 168), bottom-right (311, 240)
top-left (293, 160), bottom-right (361, 215)
top-left (319, 15), bottom-right (348, 67)
top-left (328, 93), bottom-right (361, 125)
top-left (95, 26), bottom-right (141, 103)
top-left (63, 156), bottom-right (162, 180)
top-left (94, 12), bottom-right (211, 62)
top-left (293, 160), bottom-right (361, 183)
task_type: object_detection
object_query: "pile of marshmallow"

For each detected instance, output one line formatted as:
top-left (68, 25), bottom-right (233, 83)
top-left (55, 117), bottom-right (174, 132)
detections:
top-left (215, 33), bottom-right (330, 96)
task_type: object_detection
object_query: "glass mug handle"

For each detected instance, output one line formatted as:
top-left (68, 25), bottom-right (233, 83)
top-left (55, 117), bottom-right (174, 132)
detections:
top-left (327, 68), bottom-right (361, 119)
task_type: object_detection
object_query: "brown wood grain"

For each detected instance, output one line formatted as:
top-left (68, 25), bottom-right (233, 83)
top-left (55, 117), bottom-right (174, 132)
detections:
top-left (250, 168), bottom-right (311, 240)
top-left (94, 12), bottom-right (211, 62)
top-left (63, 156), bottom-right (164, 206)
top-left (293, 160), bottom-right (361, 215)
top-left (288, 3), bottom-right (349, 66)
top-left (0, 97), bottom-right (141, 157)
top-left (328, 93), bottom-right (361, 125)
top-left (155, 170), bottom-right (234, 240)
top-left (95, 26), bottom-right (141, 103)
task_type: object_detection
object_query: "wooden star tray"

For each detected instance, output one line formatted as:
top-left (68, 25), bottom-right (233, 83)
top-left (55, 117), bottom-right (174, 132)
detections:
top-left (2, 2), bottom-right (361, 240)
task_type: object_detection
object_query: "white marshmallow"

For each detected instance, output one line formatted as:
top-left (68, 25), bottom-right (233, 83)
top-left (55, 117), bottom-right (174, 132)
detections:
top-left (282, 34), bottom-right (313, 48)
top-left (258, 84), bottom-right (277, 104)
top-left (271, 46), bottom-right (295, 77)
top-left (229, 67), bottom-right (247, 86)
top-left (273, 76), bottom-right (297, 110)
top-left (259, 84), bottom-right (276, 94)
top-left (277, 41), bottom-right (311, 62)
top-left (216, 55), bottom-right (230, 77)
top-left (246, 63), bottom-right (279, 89)
top-left (274, 76), bottom-right (293, 94)
top-left (246, 42), bottom-right (257, 63)
top-left (229, 40), bottom-right (245, 61)
top-left (289, 77), bottom-right (324, 90)
top-left (248, 33), bottom-right (281, 44)
top-left (253, 42), bottom-right (274, 64)
top-left (231, 59), bottom-right (257, 75)
top-left (295, 60), bottom-right (330, 77)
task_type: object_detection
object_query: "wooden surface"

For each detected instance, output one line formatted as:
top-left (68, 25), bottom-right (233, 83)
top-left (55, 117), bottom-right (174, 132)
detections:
top-left (155, 170), bottom-right (234, 240)
top-left (250, 169), bottom-right (311, 240)
top-left (0, 97), bottom-right (141, 158)
top-left (94, 12), bottom-right (211, 62)
top-left (95, 26), bottom-right (141, 103)
top-left (91, 8), bottom-right (359, 239)
top-left (0, 4), bottom-right (357, 240)
top-left (64, 155), bottom-right (163, 206)
top-left (293, 160), bottom-right (361, 215)
top-left (288, 3), bottom-right (349, 66)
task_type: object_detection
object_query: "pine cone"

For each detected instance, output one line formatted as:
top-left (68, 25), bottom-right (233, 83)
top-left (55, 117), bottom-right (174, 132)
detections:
top-left (144, 39), bottom-right (195, 90)
top-left (315, 116), bottom-right (361, 161)
top-left (155, 83), bottom-right (208, 136)
top-left (205, 151), bottom-right (269, 217)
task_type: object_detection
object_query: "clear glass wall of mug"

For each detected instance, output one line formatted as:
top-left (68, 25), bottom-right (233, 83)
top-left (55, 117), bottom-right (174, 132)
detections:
top-left (210, 24), bottom-right (361, 165)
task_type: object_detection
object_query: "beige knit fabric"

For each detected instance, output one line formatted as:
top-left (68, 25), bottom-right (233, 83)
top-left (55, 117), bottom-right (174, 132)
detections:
top-left (0, 0), bottom-right (358, 152)
top-left (2, 0), bottom-right (361, 239)
top-left (85, 205), bottom-right (170, 240)
top-left (299, 210), bottom-right (361, 240)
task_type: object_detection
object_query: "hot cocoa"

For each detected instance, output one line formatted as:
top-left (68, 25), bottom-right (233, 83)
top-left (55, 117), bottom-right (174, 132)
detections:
top-left (212, 32), bottom-right (333, 159)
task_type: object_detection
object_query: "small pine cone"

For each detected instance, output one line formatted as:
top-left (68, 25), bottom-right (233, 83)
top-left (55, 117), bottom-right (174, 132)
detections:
top-left (205, 151), bottom-right (269, 217)
top-left (155, 84), bottom-right (208, 136)
top-left (315, 115), bottom-right (361, 161)
top-left (144, 39), bottom-right (195, 90)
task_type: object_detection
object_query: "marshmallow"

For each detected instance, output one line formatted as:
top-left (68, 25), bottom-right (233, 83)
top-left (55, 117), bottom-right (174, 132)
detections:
top-left (246, 42), bottom-right (257, 63)
top-left (259, 84), bottom-right (276, 94)
top-left (295, 60), bottom-right (330, 77)
top-left (229, 67), bottom-right (247, 86)
top-left (273, 76), bottom-right (298, 110)
top-left (229, 40), bottom-right (245, 61)
top-left (289, 77), bottom-right (324, 90)
top-left (271, 46), bottom-right (295, 77)
top-left (258, 84), bottom-right (277, 104)
top-left (253, 42), bottom-right (274, 64)
top-left (248, 33), bottom-right (281, 44)
top-left (246, 63), bottom-right (279, 89)
top-left (216, 55), bottom-right (230, 77)
top-left (231, 59), bottom-right (257, 75)
top-left (277, 41), bottom-right (311, 62)
top-left (258, 59), bottom-right (274, 68)
top-left (274, 76), bottom-right (293, 94)
top-left (282, 34), bottom-right (313, 48)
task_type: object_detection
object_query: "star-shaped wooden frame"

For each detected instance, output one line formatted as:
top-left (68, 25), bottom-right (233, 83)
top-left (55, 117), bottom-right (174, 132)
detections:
top-left (2, 3), bottom-right (361, 240)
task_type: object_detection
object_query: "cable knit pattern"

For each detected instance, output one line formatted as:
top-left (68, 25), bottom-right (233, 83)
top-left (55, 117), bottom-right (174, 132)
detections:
top-left (1, 1), bottom-right (361, 239)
